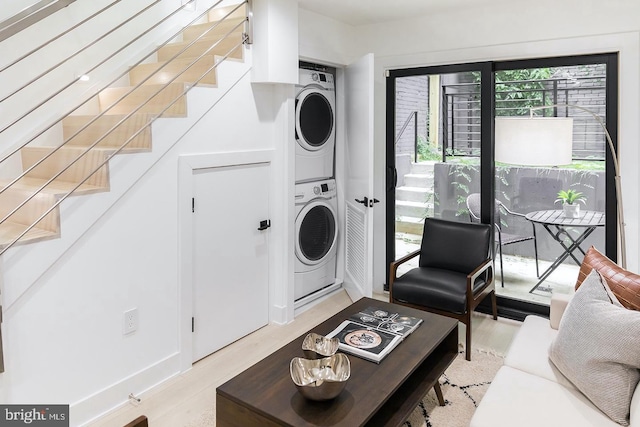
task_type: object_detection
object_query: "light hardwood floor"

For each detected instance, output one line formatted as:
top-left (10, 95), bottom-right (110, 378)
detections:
top-left (89, 290), bottom-right (521, 427)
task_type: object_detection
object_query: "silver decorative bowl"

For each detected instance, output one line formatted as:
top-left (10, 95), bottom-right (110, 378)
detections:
top-left (302, 333), bottom-right (340, 359)
top-left (290, 354), bottom-right (350, 401)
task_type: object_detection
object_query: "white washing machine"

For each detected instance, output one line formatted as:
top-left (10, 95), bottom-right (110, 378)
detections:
top-left (295, 68), bottom-right (336, 183)
top-left (294, 179), bottom-right (338, 301)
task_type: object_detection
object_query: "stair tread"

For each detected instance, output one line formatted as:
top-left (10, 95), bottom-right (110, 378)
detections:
top-left (404, 172), bottom-right (433, 177)
top-left (63, 113), bottom-right (154, 151)
top-left (397, 186), bottom-right (430, 192)
top-left (64, 112), bottom-right (156, 123)
top-left (395, 200), bottom-right (431, 207)
top-left (99, 82), bottom-right (188, 116)
top-left (102, 82), bottom-right (188, 94)
top-left (183, 18), bottom-right (246, 41)
top-left (396, 216), bottom-right (426, 223)
top-left (129, 55), bottom-right (218, 87)
top-left (0, 222), bottom-right (60, 248)
top-left (158, 34), bottom-right (244, 62)
top-left (1, 177), bottom-right (108, 196)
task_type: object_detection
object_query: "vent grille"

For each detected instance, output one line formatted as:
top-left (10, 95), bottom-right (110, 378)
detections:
top-left (345, 202), bottom-right (365, 288)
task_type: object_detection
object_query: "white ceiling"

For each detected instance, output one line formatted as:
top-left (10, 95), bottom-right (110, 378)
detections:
top-left (296, 0), bottom-right (481, 26)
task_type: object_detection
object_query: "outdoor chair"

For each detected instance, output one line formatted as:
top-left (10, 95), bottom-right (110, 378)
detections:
top-left (466, 193), bottom-right (540, 287)
top-left (389, 217), bottom-right (497, 361)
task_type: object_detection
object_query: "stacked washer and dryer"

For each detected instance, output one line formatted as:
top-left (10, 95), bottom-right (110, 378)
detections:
top-left (294, 66), bottom-right (339, 301)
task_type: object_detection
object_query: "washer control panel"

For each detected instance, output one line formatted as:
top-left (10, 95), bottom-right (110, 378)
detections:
top-left (295, 179), bottom-right (337, 203)
top-left (311, 71), bottom-right (334, 84)
top-left (298, 68), bottom-right (335, 89)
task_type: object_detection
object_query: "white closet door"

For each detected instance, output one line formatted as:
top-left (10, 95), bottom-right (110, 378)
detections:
top-left (192, 162), bottom-right (270, 362)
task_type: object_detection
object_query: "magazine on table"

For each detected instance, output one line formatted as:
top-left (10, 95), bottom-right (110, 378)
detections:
top-left (326, 306), bottom-right (423, 363)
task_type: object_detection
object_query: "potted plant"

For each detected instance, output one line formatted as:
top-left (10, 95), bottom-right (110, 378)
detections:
top-left (555, 189), bottom-right (586, 218)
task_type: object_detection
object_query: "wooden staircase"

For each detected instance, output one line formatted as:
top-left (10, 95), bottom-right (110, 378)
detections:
top-left (0, 5), bottom-right (247, 251)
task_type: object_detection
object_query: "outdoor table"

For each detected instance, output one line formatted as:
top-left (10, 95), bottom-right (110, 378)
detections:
top-left (525, 209), bottom-right (605, 293)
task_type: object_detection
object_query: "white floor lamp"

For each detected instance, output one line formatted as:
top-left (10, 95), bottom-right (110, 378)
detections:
top-left (495, 104), bottom-right (626, 268)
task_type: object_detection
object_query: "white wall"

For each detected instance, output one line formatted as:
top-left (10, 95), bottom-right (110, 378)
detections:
top-left (347, 0), bottom-right (640, 291)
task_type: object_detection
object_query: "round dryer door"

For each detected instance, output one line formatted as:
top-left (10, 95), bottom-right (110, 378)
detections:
top-left (295, 201), bottom-right (337, 265)
top-left (295, 88), bottom-right (335, 151)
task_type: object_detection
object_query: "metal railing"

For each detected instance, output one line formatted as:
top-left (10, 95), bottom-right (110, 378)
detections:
top-left (0, 0), bottom-right (77, 42)
top-left (0, 0), bottom-right (251, 255)
top-left (395, 111), bottom-right (418, 163)
top-left (441, 76), bottom-right (607, 159)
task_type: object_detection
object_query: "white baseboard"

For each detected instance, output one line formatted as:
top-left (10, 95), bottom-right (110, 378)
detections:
top-left (72, 352), bottom-right (180, 427)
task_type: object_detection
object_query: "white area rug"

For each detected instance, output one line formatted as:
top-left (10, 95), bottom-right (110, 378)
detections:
top-left (403, 348), bottom-right (504, 427)
top-left (185, 347), bottom-right (503, 427)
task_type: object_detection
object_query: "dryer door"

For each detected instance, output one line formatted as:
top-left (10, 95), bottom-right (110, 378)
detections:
top-left (295, 200), bottom-right (338, 265)
top-left (295, 88), bottom-right (335, 151)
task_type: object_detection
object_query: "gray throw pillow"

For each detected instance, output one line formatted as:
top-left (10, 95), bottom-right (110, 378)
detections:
top-left (549, 269), bottom-right (640, 426)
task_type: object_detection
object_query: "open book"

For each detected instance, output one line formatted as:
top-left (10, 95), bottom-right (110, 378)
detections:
top-left (326, 306), bottom-right (423, 363)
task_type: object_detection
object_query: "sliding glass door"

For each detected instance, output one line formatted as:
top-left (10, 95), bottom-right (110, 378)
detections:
top-left (386, 54), bottom-right (618, 318)
top-left (386, 62), bottom-right (494, 285)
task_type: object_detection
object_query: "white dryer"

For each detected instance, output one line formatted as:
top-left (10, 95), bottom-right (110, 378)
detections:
top-left (295, 68), bottom-right (336, 183)
top-left (294, 179), bottom-right (338, 301)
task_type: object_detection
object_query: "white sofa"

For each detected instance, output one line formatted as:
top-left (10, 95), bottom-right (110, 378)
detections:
top-left (470, 293), bottom-right (640, 427)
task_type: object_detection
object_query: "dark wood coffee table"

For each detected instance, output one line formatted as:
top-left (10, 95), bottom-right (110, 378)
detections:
top-left (216, 297), bottom-right (458, 426)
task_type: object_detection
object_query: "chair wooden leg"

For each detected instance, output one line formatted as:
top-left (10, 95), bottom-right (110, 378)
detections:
top-left (433, 381), bottom-right (445, 406)
top-left (491, 290), bottom-right (498, 320)
top-left (465, 311), bottom-right (472, 361)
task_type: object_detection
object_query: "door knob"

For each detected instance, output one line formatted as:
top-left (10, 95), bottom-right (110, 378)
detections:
top-left (258, 220), bottom-right (271, 231)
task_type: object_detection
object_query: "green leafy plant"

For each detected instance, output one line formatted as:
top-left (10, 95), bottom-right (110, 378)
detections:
top-left (555, 189), bottom-right (586, 206)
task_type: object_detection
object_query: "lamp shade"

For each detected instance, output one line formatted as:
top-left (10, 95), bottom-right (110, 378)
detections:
top-left (495, 117), bottom-right (573, 166)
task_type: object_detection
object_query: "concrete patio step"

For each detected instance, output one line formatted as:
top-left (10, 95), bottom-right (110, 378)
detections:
top-left (396, 186), bottom-right (432, 203)
top-left (395, 200), bottom-right (433, 218)
top-left (403, 173), bottom-right (434, 188)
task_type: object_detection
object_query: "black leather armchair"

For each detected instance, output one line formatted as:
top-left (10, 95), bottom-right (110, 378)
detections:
top-left (389, 218), bottom-right (497, 361)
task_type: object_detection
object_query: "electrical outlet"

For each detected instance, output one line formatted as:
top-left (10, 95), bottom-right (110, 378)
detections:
top-left (123, 308), bottom-right (138, 335)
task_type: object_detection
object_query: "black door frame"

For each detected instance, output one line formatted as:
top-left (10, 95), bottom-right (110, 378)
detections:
top-left (385, 53), bottom-right (619, 320)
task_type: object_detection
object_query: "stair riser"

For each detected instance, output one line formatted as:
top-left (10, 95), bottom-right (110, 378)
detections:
top-left (129, 55), bottom-right (217, 87)
top-left (21, 147), bottom-right (109, 188)
top-left (395, 221), bottom-right (424, 236)
top-left (99, 84), bottom-right (187, 116)
top-left (410, 163), bottom-right (436, 174)
top-left (0, 189), bottom-right (60, 247)
top-left (63, 115), bottom-right (152, 151)
top-left (395, 203), bottom-right (432, 218)
top-left (396, 188), bottom-right (432, 203)
top-left (208, 5), bottom-right (247, 22)
top-left (182, 18), bottom-right (246, 42)
top-left (403, 175), bottom-right (434, 188)
top-left (157, 35), bottom-right (243, 63)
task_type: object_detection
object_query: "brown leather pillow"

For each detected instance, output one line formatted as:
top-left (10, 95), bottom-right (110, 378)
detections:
top-left (576, 246), bottom-right (640, 311)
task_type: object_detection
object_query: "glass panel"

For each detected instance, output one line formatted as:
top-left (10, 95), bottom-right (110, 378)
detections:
top-left (393, 71), bottom-right (481, 277)
top-left (493, 64), bottom-right (607, 305)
